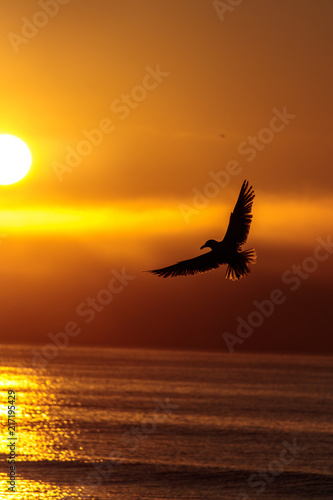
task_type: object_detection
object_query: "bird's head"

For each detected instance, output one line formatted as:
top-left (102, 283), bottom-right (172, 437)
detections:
top-left (200, 239), bottom-right (218, 251)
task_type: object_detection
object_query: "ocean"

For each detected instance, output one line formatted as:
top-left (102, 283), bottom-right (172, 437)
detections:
top-left (0, 345), bottom-right (332, 499)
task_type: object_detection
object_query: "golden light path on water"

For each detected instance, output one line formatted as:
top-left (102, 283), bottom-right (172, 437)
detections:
top-left (0, 366), bottom-right (81, 499)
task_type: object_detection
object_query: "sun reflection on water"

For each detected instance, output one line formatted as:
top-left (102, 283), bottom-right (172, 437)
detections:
top-left (0, 365), bottom-right (80, 499)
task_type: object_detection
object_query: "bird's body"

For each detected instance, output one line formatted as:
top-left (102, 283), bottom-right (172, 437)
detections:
top-left (148, 180), bottom-right (256, 280)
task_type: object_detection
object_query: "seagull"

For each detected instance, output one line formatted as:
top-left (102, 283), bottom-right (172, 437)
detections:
top-left (148, 180), bottom-right (256, 280)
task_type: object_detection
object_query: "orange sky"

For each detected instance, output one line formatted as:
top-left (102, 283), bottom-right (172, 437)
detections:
top-left (1, 0), bottom-right (333, 354)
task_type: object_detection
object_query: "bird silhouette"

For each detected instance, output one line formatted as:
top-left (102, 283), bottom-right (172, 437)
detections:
top-left (148, 180), bottom-right (256, 280)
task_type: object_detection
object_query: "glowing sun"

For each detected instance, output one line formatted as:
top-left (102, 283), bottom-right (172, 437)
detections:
top-left (0, 134), bottom-right (32, 185)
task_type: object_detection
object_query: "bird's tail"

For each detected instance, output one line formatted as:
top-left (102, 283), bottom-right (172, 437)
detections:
top-left (225, 249), bottom-right (256, 281)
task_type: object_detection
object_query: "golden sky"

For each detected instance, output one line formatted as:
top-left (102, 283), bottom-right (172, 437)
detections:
top-left (1, 0), bottom-right (333, 354)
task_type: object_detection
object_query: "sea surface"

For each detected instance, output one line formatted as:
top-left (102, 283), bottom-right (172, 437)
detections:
top-left (0, 345), bottom-right (332, 499)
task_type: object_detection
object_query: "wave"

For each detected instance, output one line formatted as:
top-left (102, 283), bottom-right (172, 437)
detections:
top-left (7, 459), bottom-right (333, 496)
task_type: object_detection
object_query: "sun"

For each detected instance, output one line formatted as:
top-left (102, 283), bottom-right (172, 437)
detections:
top-left (0, 134), bottom-right (32, 185)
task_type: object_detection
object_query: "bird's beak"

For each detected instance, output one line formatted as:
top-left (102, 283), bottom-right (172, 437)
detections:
top-left (200, 244), bottom-right (206, 250)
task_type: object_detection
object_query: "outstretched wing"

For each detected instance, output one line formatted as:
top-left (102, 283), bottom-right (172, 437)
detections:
top-left (148, 251), bottom-right (223, 278)
top-left (222, 180), bottom-right (255, 248)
